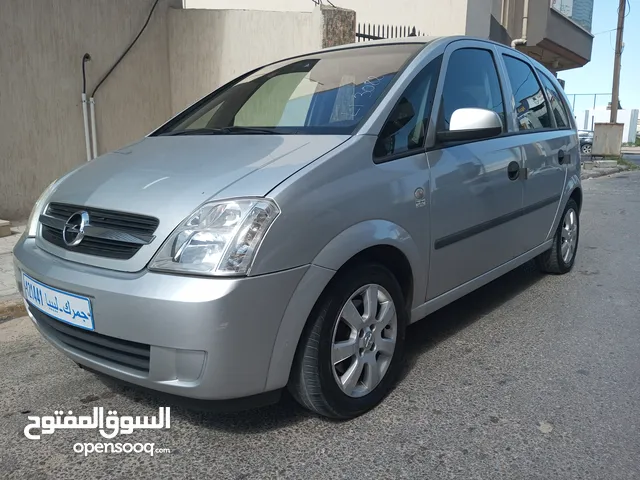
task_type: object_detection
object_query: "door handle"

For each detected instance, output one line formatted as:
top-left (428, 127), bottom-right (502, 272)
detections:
top-left (507, 161), bottom-right (520, 181)
top-left (558, 149), bottom-right (566, 164)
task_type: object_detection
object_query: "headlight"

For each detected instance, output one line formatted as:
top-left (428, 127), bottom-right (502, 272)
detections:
top-left (26, 178), bottom-right (64, 237)
top-left (149, 198), bottom-right (280, 276)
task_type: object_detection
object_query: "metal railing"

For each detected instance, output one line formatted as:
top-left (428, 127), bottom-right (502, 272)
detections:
top-left (356, 23), bottom-right (421, 42)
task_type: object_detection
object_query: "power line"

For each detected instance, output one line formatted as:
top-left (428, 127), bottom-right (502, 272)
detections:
top-left (91, 0), bottom-right (161, 98)
top-left (593, 27), bottom-right (618, 35)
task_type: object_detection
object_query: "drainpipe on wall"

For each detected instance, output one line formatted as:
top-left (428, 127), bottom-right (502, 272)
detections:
top-left (89, 97), bottom-right (97, 160)
top-left (87, 0), bottom-right (161, 160)
top-left (81, 54), bottom-right (92, 162)
top-left (510, 0), bottom-right (529, 48)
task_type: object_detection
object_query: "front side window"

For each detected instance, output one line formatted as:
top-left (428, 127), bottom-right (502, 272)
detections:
top-left (440, 48), bottom-right (505, 131)
top-left (502, 55), bottom-right (552, 131)
top-left (374, 56), bottom-right (442, 158)
top-left (537, 69), bottom-right (571, 129)
top-left (157, 44), bottom-right (425, 136)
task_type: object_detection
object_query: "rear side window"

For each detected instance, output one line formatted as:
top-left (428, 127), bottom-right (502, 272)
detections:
top-left (440, 48), bottom-right (505, 130)
top-left (374, 55), bottom-right (443, 159)
top-left (537, 69), bottom-right (571, 129)
top-left (502, 55), bottom-right (552, 131)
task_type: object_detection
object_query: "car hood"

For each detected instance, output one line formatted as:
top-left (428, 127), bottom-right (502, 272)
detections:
top-left (39, 135), bottom-right (349, 272)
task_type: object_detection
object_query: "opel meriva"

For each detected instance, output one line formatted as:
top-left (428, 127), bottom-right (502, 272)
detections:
top-left (14, 37), bottom-right (581, 419)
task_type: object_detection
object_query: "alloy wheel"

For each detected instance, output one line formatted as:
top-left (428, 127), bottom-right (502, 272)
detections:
top-left (561, 208), bottom-right (578, 263)
top-left (331, 284), bottom-right (397, 398)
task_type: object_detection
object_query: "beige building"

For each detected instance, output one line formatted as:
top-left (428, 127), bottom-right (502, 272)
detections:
top-left (0, 0), bottom-right (593, 220)
top-left (183, 0), bottom-right (594, 71)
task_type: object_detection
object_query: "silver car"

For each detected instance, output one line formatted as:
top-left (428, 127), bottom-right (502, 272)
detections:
top-left (14, 36), bottom-right (581, 419)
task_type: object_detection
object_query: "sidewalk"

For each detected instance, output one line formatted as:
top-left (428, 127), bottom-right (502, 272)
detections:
top-left (0, 224), bottom-right (25, 321)
top-left (621, 146), bottom-right (640, 154)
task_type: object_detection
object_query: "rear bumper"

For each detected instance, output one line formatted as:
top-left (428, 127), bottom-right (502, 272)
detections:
top-left (13, 236), bottom-right (308, 400)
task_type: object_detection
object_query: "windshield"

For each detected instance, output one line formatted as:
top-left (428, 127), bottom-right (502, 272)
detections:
top-left (155, 44), bottom-right (424, 136)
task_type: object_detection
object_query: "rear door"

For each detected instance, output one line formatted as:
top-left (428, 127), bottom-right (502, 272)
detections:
top-left (498, 51), bottom-right (571, 252)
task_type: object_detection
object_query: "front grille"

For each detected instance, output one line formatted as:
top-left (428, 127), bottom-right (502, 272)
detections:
top-left (41, 203), bottom-right (159, 260)
top-left (41, 225), bottom-right (141, 259)
top-left (31, 307), bottom-right (151, 373)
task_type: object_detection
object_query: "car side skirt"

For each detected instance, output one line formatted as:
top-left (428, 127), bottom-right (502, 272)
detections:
top-left (410, 239), bottom-right (553, 323)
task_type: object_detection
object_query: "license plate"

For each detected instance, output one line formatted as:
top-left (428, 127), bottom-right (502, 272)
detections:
top-left (22, 272), bottom-right (94, 331)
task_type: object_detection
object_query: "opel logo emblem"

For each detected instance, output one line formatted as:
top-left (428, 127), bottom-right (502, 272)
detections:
top-left (63, 211), bottom-right (90, 247)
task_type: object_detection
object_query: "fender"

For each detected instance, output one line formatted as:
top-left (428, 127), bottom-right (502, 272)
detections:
top-left (311, 219), bottom-right (427, 304)
top-left (546, 171), bottom-right (581, 241)
top-left (264, 220), bottom-right (427, 391)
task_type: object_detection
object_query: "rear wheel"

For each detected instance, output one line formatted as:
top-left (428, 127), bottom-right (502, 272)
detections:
top-left (288, 263), bottom-right (407, 419)
top-left (536, 199), bottom-right (579, 274)
top-left (581, 143), bottom-right (592, 155)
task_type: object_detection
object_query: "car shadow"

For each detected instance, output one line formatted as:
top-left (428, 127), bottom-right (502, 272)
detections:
top-left (93, 373), bottom-right (313, 435)
top-left (96, 260), bottom-right (545, 433)
top-left (401, 260), bottom-right (545, 378)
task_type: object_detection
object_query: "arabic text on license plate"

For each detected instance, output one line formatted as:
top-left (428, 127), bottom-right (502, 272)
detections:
top-left (22, 272), bottom-right (94, 331)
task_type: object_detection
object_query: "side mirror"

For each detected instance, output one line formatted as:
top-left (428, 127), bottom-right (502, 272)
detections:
top-left (437, 108), bottom-right (502, 143)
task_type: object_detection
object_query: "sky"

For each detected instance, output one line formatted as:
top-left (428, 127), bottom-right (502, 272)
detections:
top-left (561, 0), bottom-right (639, 114)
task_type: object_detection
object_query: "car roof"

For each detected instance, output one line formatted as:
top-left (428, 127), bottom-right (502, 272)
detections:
top-left (316, 35), bottom-right (518, 53)
top-left (257, 35), bottom-right (560, 93)
top-left (319, 35), bottom-right (442, 53)
top-left (315, 35), bottom-right (556, 75)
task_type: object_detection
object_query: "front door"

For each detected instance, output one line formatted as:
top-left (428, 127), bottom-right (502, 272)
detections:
top-left (426, 42), bottom-right (525, 300)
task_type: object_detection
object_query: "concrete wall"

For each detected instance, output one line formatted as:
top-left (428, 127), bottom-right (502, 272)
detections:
top-left (593, 123), bottom-right (624, 156)
top-left (168, 8), bottom-right (323, 114)
top-left (325, 0), bottom-right (470, 36)
top-left (322, 7), bottom-right (357, 48)
top-left (505, 0), bottom-right (593, 70)
top-left (0, 2), bottom-right (353, 220)
top-left (183, 0), bottom-right (471, 37)
top-left (0, 0), bottom-right (172, 220)
top-left (465, 0), bottom-right (493, 38)
top-left (544, 9), bottom-right (593, 64)
top-left (584, 110), bottom-right (639, 144)
top-left (184, 0), bottom-right (315, 11)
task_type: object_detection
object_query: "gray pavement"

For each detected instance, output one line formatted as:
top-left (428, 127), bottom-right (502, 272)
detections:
top-left (1, 172), bottom-right (640, 479)
top-left (0, 225), bottom-right (23, 301)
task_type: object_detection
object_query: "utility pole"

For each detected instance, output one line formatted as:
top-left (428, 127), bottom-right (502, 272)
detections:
top-left (610, 0), bottom-right (626, 123)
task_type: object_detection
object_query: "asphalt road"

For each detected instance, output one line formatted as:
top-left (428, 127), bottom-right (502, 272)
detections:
top-left (1, 172), bottom-right (640, 480)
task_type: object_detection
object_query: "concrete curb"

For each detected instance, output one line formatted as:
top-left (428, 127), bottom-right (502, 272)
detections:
top-left (580, 166), bottom-right (630, 180)
top-left (0, 296), bottom-right (25, 324)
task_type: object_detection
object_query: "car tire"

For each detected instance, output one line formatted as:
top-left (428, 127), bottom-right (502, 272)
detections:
top-left (581, 143), bottom-right (592, 155)
top-left (535, 198), bottom-right (580, 274)
top-left (288, 263), bottom-right (407, 419)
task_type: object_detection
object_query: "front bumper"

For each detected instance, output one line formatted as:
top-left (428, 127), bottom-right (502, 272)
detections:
top-left (13, 236), bottom-right (308, 400)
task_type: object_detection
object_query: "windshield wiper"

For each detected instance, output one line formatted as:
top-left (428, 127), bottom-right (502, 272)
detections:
top-left (224, 126), bottom-right (286, 134)
top-left (160, 126), bottom-right (283, 136)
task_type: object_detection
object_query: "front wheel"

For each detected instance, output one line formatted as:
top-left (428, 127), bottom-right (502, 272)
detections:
top-left (536, 198), bottom-right (580, 274)
top-left (581, 143), bottom-right (592, 155)
top-left (288, 263), bottom-right (407, 419)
